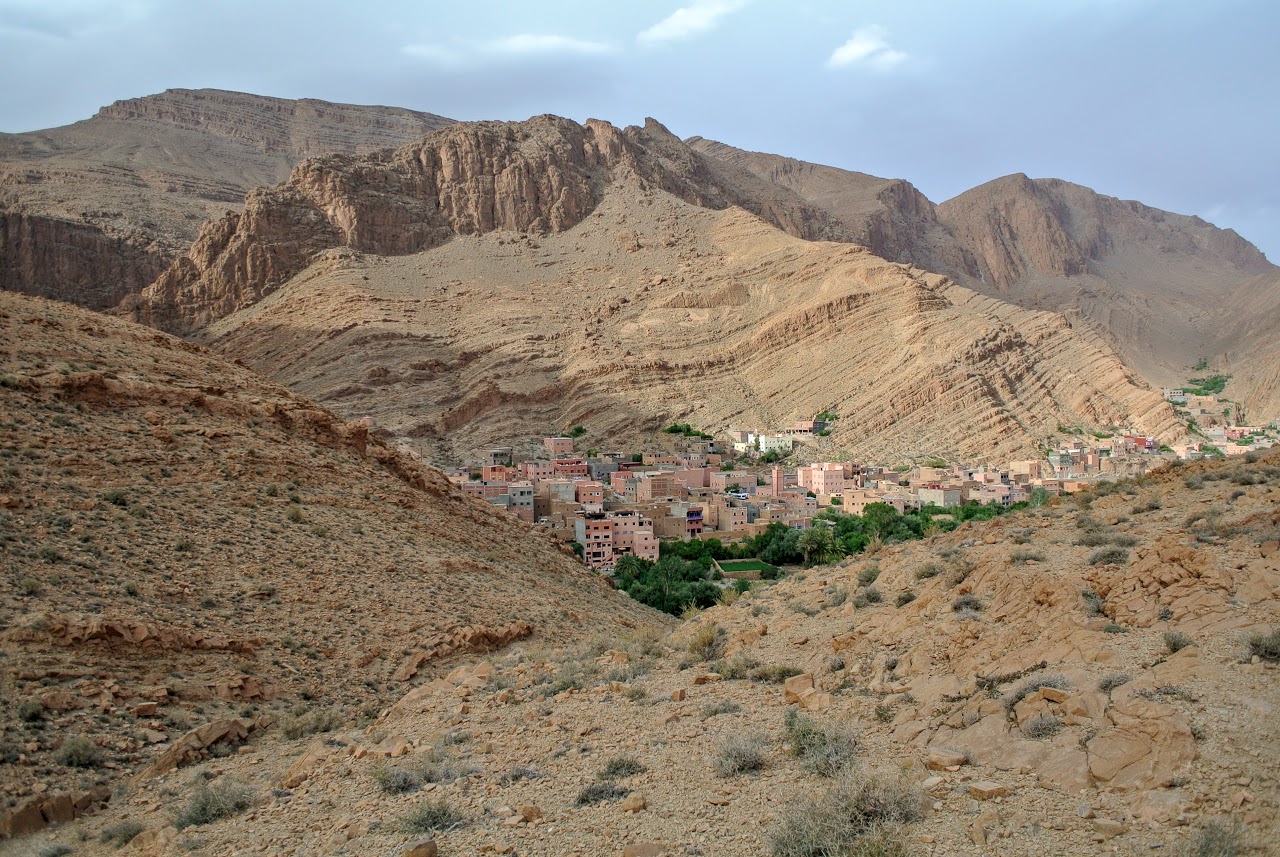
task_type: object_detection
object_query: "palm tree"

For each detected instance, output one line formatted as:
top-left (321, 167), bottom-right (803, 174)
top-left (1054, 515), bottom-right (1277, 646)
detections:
top-left (798, 526), bottom-right (835, 567)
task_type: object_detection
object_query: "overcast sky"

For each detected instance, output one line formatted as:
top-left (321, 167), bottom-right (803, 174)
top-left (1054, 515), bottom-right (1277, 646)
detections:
top-left (2, 0), bottom-right (1277, 260)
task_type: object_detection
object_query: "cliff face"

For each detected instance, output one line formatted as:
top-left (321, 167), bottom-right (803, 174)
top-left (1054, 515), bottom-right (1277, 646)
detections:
top-left (128, 116), bottom-right (842, 333)
top-left (0, 88), bottom-right (454, 309)
top-left (0, 211), bottom-right (170, 309)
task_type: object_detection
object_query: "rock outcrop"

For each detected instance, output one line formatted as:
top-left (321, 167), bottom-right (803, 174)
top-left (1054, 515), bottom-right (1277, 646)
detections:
top-left (126, 116), bottom-right (841, 333)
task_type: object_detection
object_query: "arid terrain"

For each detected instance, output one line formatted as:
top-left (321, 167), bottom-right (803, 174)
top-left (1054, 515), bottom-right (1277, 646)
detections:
top-left (0, 290), bottom-right (663, 842)
top-left (5, 392), bottom-right (1276, 853)
top-left (0, 89), bottom-right (452, 308)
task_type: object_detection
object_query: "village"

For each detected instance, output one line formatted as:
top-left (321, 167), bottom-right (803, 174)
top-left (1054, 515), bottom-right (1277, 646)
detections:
top-left (446, 388), bottom-right (1280, 573)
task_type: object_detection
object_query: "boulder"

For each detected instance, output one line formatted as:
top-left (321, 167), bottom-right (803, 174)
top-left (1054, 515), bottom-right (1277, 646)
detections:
top-left (783, 673), bottom-right (814, 704)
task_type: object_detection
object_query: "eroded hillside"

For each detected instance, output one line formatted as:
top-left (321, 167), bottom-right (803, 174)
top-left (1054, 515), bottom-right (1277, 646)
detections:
top-left (196, 180), bottom-right (1183, 464)
top-left (0, 291), bottom-right (663, 838)
top-left (21, 449), bottom-right (1279, 856)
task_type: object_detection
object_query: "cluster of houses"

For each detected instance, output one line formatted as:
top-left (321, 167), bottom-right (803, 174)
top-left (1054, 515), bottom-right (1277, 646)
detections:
top-left (1162, 387), bottom-right (1278, 458)
top-left (444, 421), bottom-right (1264, 572)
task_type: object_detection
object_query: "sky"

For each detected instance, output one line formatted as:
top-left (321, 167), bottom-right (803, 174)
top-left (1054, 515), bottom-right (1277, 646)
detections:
top-left (2, 0), bottom-right (1278, 260)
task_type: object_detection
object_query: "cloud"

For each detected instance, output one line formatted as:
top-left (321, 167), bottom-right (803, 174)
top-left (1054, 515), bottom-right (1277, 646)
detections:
top-left (637, 0), bottom-right (748, 45)
top-left (403, 33), bottom-right (614, 67)
top-left (0, 0), bottom-right (147, 40)
top-left (827, 25), bottom-right (908, 70)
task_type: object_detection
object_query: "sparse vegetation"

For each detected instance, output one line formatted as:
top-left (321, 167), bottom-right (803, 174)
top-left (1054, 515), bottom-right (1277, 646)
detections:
top-left (1021, 714), bottom-right (1063, 739)
top-left (1098, 673), bottom-right (1132, 693)
top-left (1245, 628), bottom-right (1280, 662)
top-left (687, 622), bottom-right (727, 662)
top-left (372, 766), bottom-right (422, 794)
top-left (951, 594), bottom-right (983, 613)
top-left (914, 562), bottom-right (943, 581)
top-left (279, 707), bottom-right (342, 740)
top-left (402, 797), bottom-right (464, 833)
top-left (784, 708), bottom-right (860, 777)
top-left (55, 735), bottom-right (103, 768)
top-left (1009, 549), bottom-right (1044, 564)
top-left (1080, 589), bottom-right (1105, 616)
top-left (895, 591), bottom-right (916, 607)
top-left (575, 781), bottom-right (630, 805)
top-left (1164, 631), bottom-right (1194, 654)
top-left (767, 771), bottom-right (923, 857)
top-left (701, 700), bottom-right (743, 719)
top-left (1176, 820), bottom-right (1243, 857)
top-left (1088, 546), bottom-right (1130, 565)
top-left (174, 782), bottom-right (253, 829)
top-left (100, 820), bottom-right (146, 847)
top-left (1004, 674), bottom-right (1071, 714)
top-left (597, 755), bottom-right (646, 780)
top-left (713, 734), bottom-right (769, 776)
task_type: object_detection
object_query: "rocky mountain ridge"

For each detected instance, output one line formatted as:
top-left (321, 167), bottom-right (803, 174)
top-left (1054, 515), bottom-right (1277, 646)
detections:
top-left (0, 89), bottom-right (453, 308)
top-left (688, 138), bottom-right (1280, 416)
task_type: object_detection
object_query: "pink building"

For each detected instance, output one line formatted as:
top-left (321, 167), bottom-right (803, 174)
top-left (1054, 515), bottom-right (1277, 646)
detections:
top-left (553, 458), bottom-right (590, 479)
top-left (576, 481), bottom-right (605, 505)
top-left (521, 461), bottom-right (555, 482)
top-left (544, 437), bottom-right (575, 459)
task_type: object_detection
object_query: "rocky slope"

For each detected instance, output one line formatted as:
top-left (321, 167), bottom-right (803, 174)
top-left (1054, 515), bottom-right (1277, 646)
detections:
top-left (21, 450), bottom-right (1279, 856)
top-left (689, 140), bottom-right (1280, 418)
top-left (0, 291), bottom-right (664, 838)
top-left (0, 89), bottom-right (453, 308)
top-left (194, 177), bottom-right (1181, 464)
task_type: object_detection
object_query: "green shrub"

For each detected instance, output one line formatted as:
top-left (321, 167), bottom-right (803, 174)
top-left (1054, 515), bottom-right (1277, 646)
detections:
top-left (1097, 673), bottom-right (1131, 693)
top-left (749, 664), bottom-right (804, 684)
top-left (1103, 623), bottom-right (1129, 634)
top-left (687, 623), bottom-right (726, 662)
top-left (951, 594), bottom-right (983, 613)
top-left (372, 766), bottom-right (422, 794)
top-left (857, 566), bottom-right (881, 586)
top-left (1164, 631), bottom-right (1194, 654)
top-left (1088, 547), bottom-right (1129, 565)
top-left (279, 708), bottom-right (341, 740)
top-left (1245, 628), bottom-right (1280, 662)
top-left (767, 771), bottom-right (923, 857)
top-left (862, 586), bottom-right (882, 604)
top-left (174, 782), bottom-right (253, 829)
top-left (100, 820), bottom-right (146, 846)
top-left (575, 781), bottom-right (629, 805)
top-left (1080, 589), bottom-right (1105, 616)
top-left (701, 700), bottom-right (743, 719)
top-left (914, 562), bottom-right (942, 581)
top-left (597, 755), bottom-right (645, 780)
top-left (55, 735), bottom-right (103, 768)
top-left (401, 797), bottom-right (464, 833)
top-left (713, 734), bottom-right (769, 777)
top-left (895, 591), bottom-right (916, 607)
top-left (17, 700), bottom-right (43, 722)
top-left (784, 709), bottom-right (860, 777)
top-left (1009, 549), bottom-right (1045, 564)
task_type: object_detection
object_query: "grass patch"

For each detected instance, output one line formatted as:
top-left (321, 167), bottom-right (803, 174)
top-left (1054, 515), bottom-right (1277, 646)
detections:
top-left (1088, 547), bottom-right (1129, 565)
top-left (687, 622), bottom-right (727, 662)
top-left (1097, 673), bottom-right (1132, 693)
top-left (951, 594), bottom-right (983, 613)
top-left (895, 591), bottom-right (916, 607)
top-left (702, 700), bottom-right (743, 719)
top-left (1177, 820), bottom-right (1243, 857)
top-left (1021, 714), bottom-right (1063, 739)
top-left (279, 708), bottom-right (342, 740)
top-left (1009, 550), bottom-right (1044, 565)
top-left (372, 766), bottom-right (422, 795)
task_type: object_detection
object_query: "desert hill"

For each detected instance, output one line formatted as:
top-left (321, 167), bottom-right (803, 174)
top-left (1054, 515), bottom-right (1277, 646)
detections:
top-left (0, 290), bottom-right (663, 838)
top-left (688, 139), bottom-right (1280, 419)
top-left (19, 448), bottom-right (1279, 855)
top-left (0, 89), bottom-right (453, 309)
top-left (114, 114), bottom-right (1183, 464)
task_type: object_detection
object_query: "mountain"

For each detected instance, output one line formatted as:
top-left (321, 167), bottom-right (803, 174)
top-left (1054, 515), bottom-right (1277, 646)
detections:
top-left (0, 289), bottom-right (663, 834)
top-left (24, 448), bottom-right (1280, 854)
top-left (687, 140), bottom-right (1280, 420)
top-left (119, 115), bottom-right (1181, 463)
top-left (0, 89), bottom-right (453, 309)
